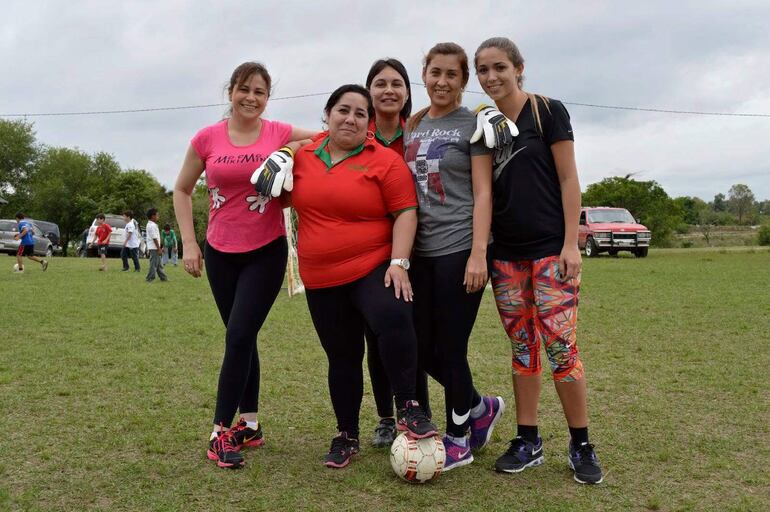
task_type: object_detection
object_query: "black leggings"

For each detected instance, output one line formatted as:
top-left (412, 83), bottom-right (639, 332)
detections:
top-left (306, 262), bottom-right (420, 438)
top-left (366, 329), bottom-right (431, 419)
top-left (204, 237), bottom-right (287, 426)
top-left (412, 249), bottom-right (483, 437)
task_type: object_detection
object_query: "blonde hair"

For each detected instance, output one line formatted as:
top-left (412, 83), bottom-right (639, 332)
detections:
top-left (474, 37), bottom-right (551, 137)
top-left (407, 42), bottom-right (470, 132)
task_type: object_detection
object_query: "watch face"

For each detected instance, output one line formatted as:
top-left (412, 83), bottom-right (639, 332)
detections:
top-left (401, 259), bottom-right (410, 270)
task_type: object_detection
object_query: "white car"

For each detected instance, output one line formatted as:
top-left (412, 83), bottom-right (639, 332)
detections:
top-left (86, 214), bottom-right (147, 257)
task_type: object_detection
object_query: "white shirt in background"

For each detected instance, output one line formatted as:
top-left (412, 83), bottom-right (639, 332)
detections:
top-left (146, 220), bottom-right (160, 250)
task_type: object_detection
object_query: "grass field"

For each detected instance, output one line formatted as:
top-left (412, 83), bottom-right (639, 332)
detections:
top-left (1, 249), bottom-right (769, 511)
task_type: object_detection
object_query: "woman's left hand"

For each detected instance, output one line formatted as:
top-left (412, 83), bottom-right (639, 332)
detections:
top-left (559, 245), bottom-right (582, 281)
top-left (384, 265), bottom-right (413, 302)
top-left (464, 251), bottom-right (488, 293)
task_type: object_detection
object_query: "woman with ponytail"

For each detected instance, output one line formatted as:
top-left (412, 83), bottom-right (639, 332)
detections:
top-left (474, 37), bottom-right (603, 484)
top-left (404, 42), bottom-right (505, 472)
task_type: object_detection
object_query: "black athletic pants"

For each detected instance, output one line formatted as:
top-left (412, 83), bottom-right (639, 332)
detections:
top-left (366, 329), bottom-right (431, 419)
top-left (306, 262), bottom-right (419, 439)
top-left (205, 237), bottom-right (287, 426)
top-left (411, 249), bottom-right (484, 437)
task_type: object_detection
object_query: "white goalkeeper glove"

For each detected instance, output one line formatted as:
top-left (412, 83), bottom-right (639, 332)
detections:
top-left (250, 146), bottom-right (295, 197)
top-left (470, 104), bottom-right (518, 149)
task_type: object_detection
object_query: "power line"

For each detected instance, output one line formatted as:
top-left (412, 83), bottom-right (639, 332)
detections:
top-left (0, 91), bottom-right (332, 118)
top-left (1, 87), bottom-right (769, 118)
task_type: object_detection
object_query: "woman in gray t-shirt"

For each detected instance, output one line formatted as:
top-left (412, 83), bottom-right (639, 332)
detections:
top-left (403, 42), bottom-right (504, 472)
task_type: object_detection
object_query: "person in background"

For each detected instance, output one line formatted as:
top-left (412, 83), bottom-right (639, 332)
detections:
top-left (121, 210), bottom-right (141, 272)
top-left (145, 208), bottom-right (167, 283)
top-left (161, 223), bottom-right (178, 266)
top-left (91, 213), bottom-right (112, 271)
top-left (13, 212), bottom-right (48, 272)
top-left (474, 36), bottom-right (603, 484)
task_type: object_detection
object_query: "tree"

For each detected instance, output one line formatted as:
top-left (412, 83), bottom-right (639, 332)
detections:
top-left (673, 196), bottom-right (708, 225)
top-left (727, 184), bottom-right (755, 224)
top-left (712, 193), bottom-right (727, 212)
top-left (28, 147), bottom-right (102, 255)
top-left (582, 176), bottom-right (683, 246)
top-left (109, 169), bottom-right (168, 223)
top-left (0, 119), bottom-right (38, 195)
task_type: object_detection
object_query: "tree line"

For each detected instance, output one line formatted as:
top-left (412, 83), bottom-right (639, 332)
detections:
top-left (0, 119), bottom-right (208, 255)
top-left (1, 118), bottom-right (768, 252)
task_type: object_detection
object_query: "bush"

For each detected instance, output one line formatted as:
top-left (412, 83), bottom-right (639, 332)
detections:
top-left (758, 224), bottom-right (770, 246)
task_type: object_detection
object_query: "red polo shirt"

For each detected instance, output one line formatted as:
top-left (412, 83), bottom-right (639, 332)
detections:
top-left (291, 136), bottom-right (417, 289)
top-left (369, 118), bottom-right (405, 157)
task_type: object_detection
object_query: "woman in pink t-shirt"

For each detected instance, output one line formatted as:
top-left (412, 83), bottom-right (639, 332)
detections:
top-left (173, 61), bottom-right (317, 469)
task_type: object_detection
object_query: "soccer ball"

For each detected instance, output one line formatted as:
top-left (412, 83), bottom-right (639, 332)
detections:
top-left (390, 433), bottom-right (445, 483)
top-left (12, 263), bottom-right (19, 272)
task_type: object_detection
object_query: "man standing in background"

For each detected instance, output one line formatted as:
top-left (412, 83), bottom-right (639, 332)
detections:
top-left (121, 210), bottom-right (141, 272)
top-left (145, 208), bottom-right (168, 283)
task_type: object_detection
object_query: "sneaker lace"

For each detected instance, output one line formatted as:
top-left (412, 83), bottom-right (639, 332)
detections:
top-left (214, 428), bottom-right (239, 454)
top-left (405, 402), bottom-right (430, 424)
top-left (330, 434), bottom-right (350, 453)
top-left (574, 442), bottom-right (596, 462)
top-left (505, 436), bottom-right (529, 456)
top-left (375, 419), bottom-right (394, 435)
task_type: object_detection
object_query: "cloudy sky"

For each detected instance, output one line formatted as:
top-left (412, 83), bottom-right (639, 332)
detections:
top-left (2, 0), bottom-right (769, 200)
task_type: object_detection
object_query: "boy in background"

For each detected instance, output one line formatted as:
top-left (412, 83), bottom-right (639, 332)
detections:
top-left (161, 223), bottom-right (178, 266)
top-left (14, 212), bottom-right (48, 272)
top-left (91, 213), bottom-right (112, 271)
top-left (145, 208), bottom-right (167, 282)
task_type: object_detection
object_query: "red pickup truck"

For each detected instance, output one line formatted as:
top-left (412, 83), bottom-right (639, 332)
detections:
top-left (578, 207), bottom-right (652, 257)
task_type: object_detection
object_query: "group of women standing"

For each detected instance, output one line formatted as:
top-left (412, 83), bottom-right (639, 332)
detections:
top-left (173, 37), bottom-right (604, 485)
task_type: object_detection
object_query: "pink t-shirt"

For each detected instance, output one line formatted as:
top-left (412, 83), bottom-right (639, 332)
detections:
top-left (191, 118), bottom-right (292, 253)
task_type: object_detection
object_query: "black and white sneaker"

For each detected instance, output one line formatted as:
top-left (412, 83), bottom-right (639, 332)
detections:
top-left (324, 432), bottom-right (360, 468)
top-left (495, 436), bottom-right (544, 473)
top-left (568, 442), bottom-right (604, 484)
top-left (372, 418), bottom-right (396, 448)
top-left (397, 400), bottom-right (438, 439)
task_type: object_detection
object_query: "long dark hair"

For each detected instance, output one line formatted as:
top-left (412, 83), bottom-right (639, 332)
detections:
top-left (365, 58), bottom-right (412, 120)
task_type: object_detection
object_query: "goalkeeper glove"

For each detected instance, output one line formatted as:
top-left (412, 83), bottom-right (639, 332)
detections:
top-left (250, 146), bottom-right (295, 197)
top-left (470, 104), bottom-right (518, 149)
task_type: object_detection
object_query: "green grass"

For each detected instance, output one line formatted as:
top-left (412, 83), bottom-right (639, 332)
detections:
top-left (1, 249), bottom-right (769, 511)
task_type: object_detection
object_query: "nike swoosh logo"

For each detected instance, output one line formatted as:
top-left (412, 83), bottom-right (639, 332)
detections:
top-left (452, 409), bottom-right (470, 425)
top-left (457, 449), bottom-right (470, 458)
top-left (493, 146), bottom-right (528, 181)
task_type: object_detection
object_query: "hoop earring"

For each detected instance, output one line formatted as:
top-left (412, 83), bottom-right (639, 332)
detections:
top-left (366, 130), bottom-right (375, 141)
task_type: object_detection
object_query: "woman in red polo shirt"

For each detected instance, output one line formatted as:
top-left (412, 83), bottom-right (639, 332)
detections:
top-left (290, 84), bottom-right (436, 469)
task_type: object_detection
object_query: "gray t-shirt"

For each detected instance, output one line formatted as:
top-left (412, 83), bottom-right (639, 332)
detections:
top-left (404, 107), bottom-right (492, 256)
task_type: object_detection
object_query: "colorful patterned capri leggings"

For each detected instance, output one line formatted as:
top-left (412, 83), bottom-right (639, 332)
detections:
top-left (491, 255), bottom-right (584, 382)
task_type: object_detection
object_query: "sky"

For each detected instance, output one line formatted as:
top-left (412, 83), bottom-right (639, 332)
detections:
top-left (2, 0), bottom-right (769, 200)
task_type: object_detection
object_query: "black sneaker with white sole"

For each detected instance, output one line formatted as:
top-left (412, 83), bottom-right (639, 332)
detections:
top-left (324, 432), bottom-right (360, 468)
top-left (495, 436), bottom-right (544, 473)
top-left (568, 441), bottom-right (603, 484)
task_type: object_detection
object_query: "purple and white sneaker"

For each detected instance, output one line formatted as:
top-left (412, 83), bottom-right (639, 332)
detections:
top-left (469, 396), bottom-right (505, 451)
top-left (442, 435), bottom-right (474, 471)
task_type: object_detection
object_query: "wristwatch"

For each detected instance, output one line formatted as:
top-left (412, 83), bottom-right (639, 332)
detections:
top-left (390, 258), bottom-right (410, 270)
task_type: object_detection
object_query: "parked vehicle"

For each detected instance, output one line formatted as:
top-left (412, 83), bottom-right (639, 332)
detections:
top-left (0, 219), bottom-right (54, 258)
top-left (82, 214), bottom-right (147, 257)
top-left (578, 207), bottom-right (652, 258)
top-left (31, 219), bottom-right (62, 255)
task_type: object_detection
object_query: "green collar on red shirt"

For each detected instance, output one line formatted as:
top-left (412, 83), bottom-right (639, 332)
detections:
top-left (370, 119), bottom-right (404, 147)
top-left (314, 136), bottom-right (367, 170)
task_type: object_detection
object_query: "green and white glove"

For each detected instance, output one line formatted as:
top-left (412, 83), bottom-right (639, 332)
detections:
top-left (470, 104), bottom-right (518, 149)
top-left (250, 146), bottom-right (295, 197)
